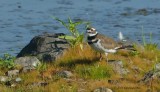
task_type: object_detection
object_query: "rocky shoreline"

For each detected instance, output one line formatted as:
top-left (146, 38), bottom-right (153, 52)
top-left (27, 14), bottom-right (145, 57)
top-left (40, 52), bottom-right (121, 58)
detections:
top-left (0, 33), bottom-right (160, 92)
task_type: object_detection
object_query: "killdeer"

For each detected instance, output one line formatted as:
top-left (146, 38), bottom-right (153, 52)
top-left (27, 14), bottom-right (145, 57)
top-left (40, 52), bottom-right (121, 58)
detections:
top-left (86, 27), bottom-right (133, 61)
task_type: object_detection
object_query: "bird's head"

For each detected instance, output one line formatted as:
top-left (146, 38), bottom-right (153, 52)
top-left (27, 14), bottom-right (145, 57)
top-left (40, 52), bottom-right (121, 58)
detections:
top-left (86, 27), bottom-right (98, 36)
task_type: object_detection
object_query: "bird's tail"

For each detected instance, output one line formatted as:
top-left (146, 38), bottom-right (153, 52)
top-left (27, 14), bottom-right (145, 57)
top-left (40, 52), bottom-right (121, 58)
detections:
top-left (116, 31), bottom-right (135, 50)
top-left (118, 31), bottom-right (127, 42)
top-left (117, 31), bottom-right (144, 51)
top-left (114, 45), bottom-right (135, 51)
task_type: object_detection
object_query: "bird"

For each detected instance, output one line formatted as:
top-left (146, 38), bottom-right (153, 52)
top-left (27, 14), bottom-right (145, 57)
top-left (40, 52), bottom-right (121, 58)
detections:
top-left (86, 27), bottom-right (133, 61)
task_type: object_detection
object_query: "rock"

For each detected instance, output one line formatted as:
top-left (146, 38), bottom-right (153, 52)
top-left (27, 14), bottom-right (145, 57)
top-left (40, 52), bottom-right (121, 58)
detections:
top-left (6, 69), bottom-right (19, 77)
top-left (0, 76), bottom-right (9, 82)
top-left (139, 63), bottom-right (160, 83)
top-left (108, 79), bottom-right (119, 85)
top-left (17, 33), bottom-right (69, 62)
top-left (136, 8), bottom-right (148, 16)
top-left (11, 83), bottom-right (17, 87)
top-left (14, 56), bottom-right (41, 72)
top-left (155, 63), bottom-right (160, 71)
top-left (108, 60), bottom-right (129, 75)
top-left (57, 70), bottom-right (73, 78)
top-left (93, 87), bottom-right (113, 92)
top-left (139, 70), bottom-right (153, 83)
top-left (31, 82), bottom-right (48, 87)
top-left (15, 77), bottom-right (22, 82)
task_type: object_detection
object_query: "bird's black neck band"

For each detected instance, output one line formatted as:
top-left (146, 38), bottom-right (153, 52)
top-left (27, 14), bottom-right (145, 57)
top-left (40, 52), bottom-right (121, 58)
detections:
top-left (88, 39), bottom-right (99, 44)
top-left (87, 33), bottom-right (98, 40)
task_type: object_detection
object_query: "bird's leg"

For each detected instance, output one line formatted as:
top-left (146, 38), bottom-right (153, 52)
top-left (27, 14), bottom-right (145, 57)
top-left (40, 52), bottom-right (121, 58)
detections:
top-left (99, 53), bottom-right (102, 61)
top-left (105, 53), bottom-right (108, 64)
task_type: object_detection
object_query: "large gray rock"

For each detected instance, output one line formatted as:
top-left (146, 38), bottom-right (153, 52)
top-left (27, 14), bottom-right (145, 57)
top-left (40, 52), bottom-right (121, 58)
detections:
top-left (17, 33), bottom-right (69, 62)
top-left (108, 60), bottom-right (129, 75)
top-left (14, 56), bottom-right (41, 72)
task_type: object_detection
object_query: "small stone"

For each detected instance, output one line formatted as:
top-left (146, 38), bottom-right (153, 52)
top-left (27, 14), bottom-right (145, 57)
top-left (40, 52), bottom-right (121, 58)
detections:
top-left (11, 83), bottom-right (16, 87)
top-left (39, 82), bottom-right (48, 86)
top-left (93, 87), bottom-right (113, 92)
top-left (57, 70), bottom-right (73, 78)
top-left (0, 76), bottom-right (9, 82)
top-left (15, 77), bottom-right (22, 82)
top-left (108, 60), bottom-right (129, 75)
top-left (155, 63), bottom-right (160, 71)
top-left (154, 71), bottom-right (160, 78)
top-left (136, 8), bottom-right (148, 16)
top-left (108, 80), bottom-right (119, 84)
top-left (7, 69), bottom-right (19, 77)
top-left (32, 82), bottom-right (48, 87)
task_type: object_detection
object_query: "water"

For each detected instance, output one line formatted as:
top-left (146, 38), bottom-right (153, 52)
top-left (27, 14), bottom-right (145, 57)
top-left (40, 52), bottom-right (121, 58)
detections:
top-left (0, 0), bottom-right (160, 56)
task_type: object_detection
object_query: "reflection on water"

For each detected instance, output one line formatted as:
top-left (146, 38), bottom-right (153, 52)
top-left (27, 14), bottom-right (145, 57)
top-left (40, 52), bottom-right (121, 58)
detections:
top-left (0, 0), bottom-right (160, 56)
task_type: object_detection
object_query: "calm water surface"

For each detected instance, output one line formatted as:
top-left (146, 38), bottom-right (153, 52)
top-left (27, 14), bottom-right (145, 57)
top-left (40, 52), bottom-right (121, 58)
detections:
top-left (0, 0), bottom-right (160, 56)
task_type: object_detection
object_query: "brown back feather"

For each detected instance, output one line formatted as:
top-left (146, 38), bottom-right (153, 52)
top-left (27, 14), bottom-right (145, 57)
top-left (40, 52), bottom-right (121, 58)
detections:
top-left (96, 34), bottom-right (120, 49)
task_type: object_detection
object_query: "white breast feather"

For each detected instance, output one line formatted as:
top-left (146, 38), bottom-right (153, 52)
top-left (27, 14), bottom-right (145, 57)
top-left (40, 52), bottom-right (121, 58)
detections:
top-left (90, 39), bottom-right (117, 53)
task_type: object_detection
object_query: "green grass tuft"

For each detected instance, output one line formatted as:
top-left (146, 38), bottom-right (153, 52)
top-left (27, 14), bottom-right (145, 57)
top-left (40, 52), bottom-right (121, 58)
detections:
top-left (144, 43), bottom-right (158, 51)
top-left (0, 53), bottom-right (16, 70)
top-left (75, 64), bottom-right (112, 79)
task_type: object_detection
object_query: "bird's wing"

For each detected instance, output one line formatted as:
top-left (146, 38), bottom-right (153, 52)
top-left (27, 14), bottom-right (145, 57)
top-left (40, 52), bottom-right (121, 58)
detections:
top-left (97, 34), bottom-right (119, 49)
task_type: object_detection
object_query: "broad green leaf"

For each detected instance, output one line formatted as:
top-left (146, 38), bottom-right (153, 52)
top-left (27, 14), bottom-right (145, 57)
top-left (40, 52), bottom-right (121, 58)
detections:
top-left (58, 35), bottom-right (76, 40)
top-left (75, 21), bottom-right (83, 26)
top-left (51, 16), bottom-right (67, 28)
top-left (68, 17), bottom-right (72, 24)
top-left (52, 16), bottom-right (90, 48)
top-left (80, 43), bottom-right (83, 50)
